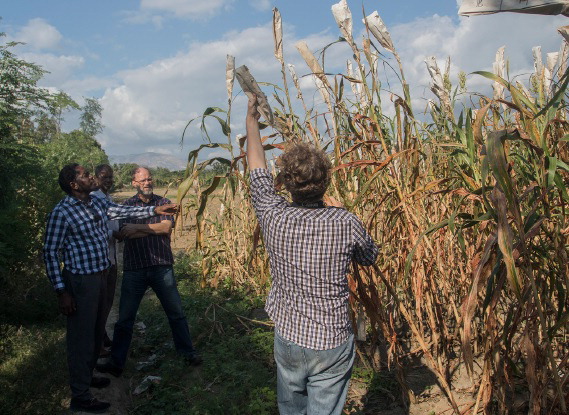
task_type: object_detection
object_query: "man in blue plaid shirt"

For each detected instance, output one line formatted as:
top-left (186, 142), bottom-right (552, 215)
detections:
top-left (245, 95), bottom-right (378, 415)
top-left (43, 163), bottom-right (178, 413)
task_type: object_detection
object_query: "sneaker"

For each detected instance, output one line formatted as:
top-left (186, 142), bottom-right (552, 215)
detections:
top-left (184, 352), bottom-right (203, 366)
top-left (96, 361), bottom-right (123, 377)
top-left (90, 376), bottom-right (111, 389)
top-left (70, 397), bottom-right (110, 413)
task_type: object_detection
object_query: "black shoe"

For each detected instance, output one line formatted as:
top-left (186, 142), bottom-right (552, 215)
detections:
top-left (184, 353), bottom-right (203, 366)
top-left (90, 376), bottom-right (111, 388)
top-left (96, 361), bottom-right (123, 377)
top-left (70, 397), bottom-right (110, 413)
top-left (98, 347), bottom-right (111, 358)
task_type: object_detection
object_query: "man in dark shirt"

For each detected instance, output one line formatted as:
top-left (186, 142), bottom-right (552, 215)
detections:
top-left (97, 166), bottom-right (201, 377)
top-left (44, 164), bottom-right (178, 413)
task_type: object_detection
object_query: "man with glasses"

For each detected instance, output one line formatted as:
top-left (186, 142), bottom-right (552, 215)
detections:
top-left (44, 163), bottom-right (178, 413)
top-left (97, 166), bottom-right (201, 379)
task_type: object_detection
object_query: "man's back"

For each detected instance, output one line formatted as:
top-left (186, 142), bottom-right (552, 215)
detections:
top-left (249, 168), bottom-right (378, 350)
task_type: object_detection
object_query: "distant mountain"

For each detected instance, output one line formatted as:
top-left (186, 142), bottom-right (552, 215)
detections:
top-left (109, 152), bottom-right (187, 171)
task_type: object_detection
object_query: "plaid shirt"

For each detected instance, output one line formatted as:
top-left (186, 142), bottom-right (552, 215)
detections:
top-left (43, 195), bottom-right (155, 291)
top-left (121, 194), bottom-right (175, 271)
top-left (250, 168), bottom-right (378, 350)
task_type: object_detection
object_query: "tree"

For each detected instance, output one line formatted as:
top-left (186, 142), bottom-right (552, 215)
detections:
top-left (80, 97), bottom-right (103, 138)
top-left (53, 91), bottom-right (80, 138)
top-left (43, 130), bottom-right (109, 175)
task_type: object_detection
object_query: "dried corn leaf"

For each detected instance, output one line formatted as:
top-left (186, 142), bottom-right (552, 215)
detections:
top-left (346, 60), bottom-right (367, 107)
top-left (491, 186), bottom-right (522, 297)
top-left (546, 52), bottom-right (559, 93)
top-left (425, 56), bottom-right (452, 115)
top-left (558, 38), bottom-right (569, 75)
top-left (226, 55), bottom-right (235, 104)
top-left (295, 41), bottom-right (331, 88)
top-left (362, 11), bottom-right (395, 53)
top-left (295, 41), bottom-right (333, 110)
top-left (313, 74), bottom-right (333, 111)
top-left (273, 8), bottom-right (284, 65)
top-left (331, 0), bottom-right (356, 51)
top-left (235, 65), bottom-right (274, 126)
top-left (493, 46), bottom-right (506, 102)
top-left (559, 25), bottom-right (569, 46)
top-left (287, 63), bottom-right (304, 100)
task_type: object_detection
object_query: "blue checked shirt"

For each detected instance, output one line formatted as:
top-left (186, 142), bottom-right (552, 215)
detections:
top-left (250, 168), bottom-right (378, 350)
top-left (43, 195), bottom-right (156, 291)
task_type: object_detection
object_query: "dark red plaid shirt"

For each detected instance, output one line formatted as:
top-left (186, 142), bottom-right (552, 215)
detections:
top-left (122, 194), bottom-right (175, 271)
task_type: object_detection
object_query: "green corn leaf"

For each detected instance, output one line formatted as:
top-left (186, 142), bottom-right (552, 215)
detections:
top-left (547, 156), bottom-right (558, 188)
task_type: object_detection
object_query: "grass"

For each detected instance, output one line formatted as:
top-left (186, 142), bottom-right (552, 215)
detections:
top-left (121, 252), bottom-right (279, 415)
top-left (0, 321), bottom-right (68, 414)
top-left (0, 251), bottom-right (414, 414)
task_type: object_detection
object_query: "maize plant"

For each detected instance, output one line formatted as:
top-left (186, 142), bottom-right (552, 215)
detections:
top-left (177, 2), bottom-right (569, 413)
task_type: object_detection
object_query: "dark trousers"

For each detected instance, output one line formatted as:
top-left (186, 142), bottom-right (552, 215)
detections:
top-left (102, 264), bottom-right (118, 343)
top-left (111, 265), bottom-right (195, 368)
top-left (63, 269), bottom-right (108, 400)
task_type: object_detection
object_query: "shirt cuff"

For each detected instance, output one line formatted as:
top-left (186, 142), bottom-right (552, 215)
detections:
top-left (250, 168), bottom-right (270, 181)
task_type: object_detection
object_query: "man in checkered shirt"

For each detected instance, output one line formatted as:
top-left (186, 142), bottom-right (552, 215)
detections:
top-left (246, 95), bottom-right (378, 415)
top-left (43, 163), bottom-right (178, 413)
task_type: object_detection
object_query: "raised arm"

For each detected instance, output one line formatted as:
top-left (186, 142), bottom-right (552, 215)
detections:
top-left (246, 94), bottom-right (267, 170)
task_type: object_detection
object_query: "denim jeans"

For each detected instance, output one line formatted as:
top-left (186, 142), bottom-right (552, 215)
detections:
top-left (274, 330), bottom-right (355, 415)
top-left (111, 265), bottom-right (195, 368)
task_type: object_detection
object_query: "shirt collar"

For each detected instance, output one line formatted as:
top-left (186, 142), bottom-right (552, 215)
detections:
top-left (64, 194), bottom-right (92, 206)
top-left (130, 193), bottom-right (158, 204)
top-left (290, 200), bottom-right (325, 209)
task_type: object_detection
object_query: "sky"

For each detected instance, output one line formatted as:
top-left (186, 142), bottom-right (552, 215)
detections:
top-left (1, 1), bottom-right (567, 161)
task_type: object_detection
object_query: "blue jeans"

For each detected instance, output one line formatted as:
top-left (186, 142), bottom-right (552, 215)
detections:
top-left (111, 265), bottom-right (195, 368)
top-left (274, 330), bottom-right (355, 415)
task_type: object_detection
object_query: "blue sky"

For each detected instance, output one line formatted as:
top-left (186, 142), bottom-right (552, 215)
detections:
top-left (1, 1), bottom-right (567, 160)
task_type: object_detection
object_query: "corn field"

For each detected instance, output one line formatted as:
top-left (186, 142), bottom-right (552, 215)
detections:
top-left (176, 3), bottom-right (569, 414)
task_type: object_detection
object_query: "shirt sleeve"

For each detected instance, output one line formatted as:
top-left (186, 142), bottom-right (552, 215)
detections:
top-left (351, 215), bottom-right (379, 266)
top-left (101, 197), bottom-right (155, 220)
top-left (249, 168), bottom-right (288, 220)
top-left (43, 208), bottom-right (68, 291)
top-left (157, 198), bottom-right (175, 227)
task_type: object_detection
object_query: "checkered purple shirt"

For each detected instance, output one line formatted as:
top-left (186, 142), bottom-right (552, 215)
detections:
top-left (43, 195), bottom-right (155, 291)
top-left (249, 168), bottom-right (378, 350)
top-left (122, 194), bottom-right (175, 271)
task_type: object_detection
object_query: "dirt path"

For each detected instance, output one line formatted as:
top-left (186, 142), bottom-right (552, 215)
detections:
top-left (90, 305), bottom-right (131, 415)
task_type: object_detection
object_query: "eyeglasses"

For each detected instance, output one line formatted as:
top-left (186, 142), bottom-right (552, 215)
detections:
top-left (134, 178), bottom-right (153, 184)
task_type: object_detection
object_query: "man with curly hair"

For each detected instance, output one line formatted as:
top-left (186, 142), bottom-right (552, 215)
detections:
top-left (246, 95), bottom-right (378, 415)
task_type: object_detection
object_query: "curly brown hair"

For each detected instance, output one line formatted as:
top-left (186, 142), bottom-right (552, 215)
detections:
top-left (277, 142), bottom-right (332, 203)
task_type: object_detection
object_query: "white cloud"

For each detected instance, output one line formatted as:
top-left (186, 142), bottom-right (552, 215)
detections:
top-left (14, 18), bottom-right (62, 50)
top-left (99, 23), bottom-right (329, 156)
top-left (21, 52), bottom-right (85, 86)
